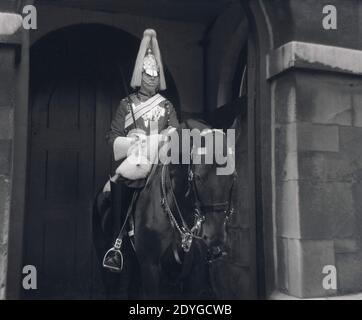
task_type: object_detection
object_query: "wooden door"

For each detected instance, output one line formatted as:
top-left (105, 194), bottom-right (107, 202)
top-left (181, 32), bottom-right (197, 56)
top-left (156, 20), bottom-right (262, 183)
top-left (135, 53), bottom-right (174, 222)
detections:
top-left (24, 76), bottom-right (95, 299)
top-left (23, 26), bottom-right (134, 299)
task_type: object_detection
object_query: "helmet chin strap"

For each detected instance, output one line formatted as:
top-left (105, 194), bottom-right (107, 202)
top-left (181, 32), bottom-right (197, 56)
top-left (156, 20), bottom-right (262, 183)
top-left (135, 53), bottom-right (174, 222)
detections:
top-left (140, 71), bottom-right (159, 95)
top-left (140, 83), bottom-right (158, 97)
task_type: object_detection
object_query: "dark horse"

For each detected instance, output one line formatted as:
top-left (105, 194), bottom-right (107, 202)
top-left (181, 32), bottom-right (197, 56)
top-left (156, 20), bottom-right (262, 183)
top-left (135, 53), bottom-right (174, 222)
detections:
top-left (93, 119), bottom-right (238, 299)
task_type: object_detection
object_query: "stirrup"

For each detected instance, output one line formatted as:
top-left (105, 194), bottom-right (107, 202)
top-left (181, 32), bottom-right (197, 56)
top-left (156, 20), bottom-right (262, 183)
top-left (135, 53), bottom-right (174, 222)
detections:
top-left (102, 239), bottom-right (124, 273)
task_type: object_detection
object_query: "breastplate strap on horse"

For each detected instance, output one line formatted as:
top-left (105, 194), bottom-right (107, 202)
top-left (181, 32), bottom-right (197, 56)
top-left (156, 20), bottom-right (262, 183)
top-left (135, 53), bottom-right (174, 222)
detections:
top-left (160, 165), bottom-right (200, 252)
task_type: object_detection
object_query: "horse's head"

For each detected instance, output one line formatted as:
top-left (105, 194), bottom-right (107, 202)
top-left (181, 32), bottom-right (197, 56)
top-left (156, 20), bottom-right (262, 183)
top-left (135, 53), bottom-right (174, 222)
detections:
top-left (191, 154), bottom-right (236, 261)
top-left (192, 166), bottom-right (235, 246)
top-left (180, 119), bottom-right (240, 261)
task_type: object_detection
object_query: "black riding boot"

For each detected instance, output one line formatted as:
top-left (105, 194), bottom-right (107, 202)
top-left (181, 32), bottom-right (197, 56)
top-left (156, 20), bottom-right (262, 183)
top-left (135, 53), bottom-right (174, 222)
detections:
top-left (110, 180), bottom-right (135, 240)
top-left (102, 179), bottom-right (136, 299)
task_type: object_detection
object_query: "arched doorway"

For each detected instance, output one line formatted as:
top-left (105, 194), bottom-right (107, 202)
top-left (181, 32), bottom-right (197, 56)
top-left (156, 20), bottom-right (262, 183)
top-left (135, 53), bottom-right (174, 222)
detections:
top-left (4, 1), bottom-right (276, 300)
top-left (23, 24), bottom-right (179, 299)
top-left (206, 0), bottom-right (274, 299)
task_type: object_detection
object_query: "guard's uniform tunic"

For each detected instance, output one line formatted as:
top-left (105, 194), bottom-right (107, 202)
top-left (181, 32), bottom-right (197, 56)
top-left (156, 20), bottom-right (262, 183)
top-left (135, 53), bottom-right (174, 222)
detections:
top-left (107, 90), bottom-right (179, 148)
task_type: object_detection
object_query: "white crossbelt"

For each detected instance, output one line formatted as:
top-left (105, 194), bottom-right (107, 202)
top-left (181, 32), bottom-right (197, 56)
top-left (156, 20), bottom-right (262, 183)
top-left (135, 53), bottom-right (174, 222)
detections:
top-left (125, 93), bottom-right (166, 129)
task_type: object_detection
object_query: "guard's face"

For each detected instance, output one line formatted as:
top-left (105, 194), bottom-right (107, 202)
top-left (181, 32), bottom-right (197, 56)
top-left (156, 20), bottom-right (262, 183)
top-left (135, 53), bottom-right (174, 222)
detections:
top-left (141, 72), bottom-right (160, 93)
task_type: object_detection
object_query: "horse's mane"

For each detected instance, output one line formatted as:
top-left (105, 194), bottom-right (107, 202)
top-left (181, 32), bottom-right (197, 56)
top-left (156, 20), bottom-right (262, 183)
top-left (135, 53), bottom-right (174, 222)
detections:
top-left (177, 118), bottom-right (231, 161)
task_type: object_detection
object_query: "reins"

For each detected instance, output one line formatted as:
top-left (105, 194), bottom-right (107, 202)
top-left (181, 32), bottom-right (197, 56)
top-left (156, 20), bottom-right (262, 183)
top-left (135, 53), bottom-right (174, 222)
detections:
top-left (161, 164), bottom-right (203, 253)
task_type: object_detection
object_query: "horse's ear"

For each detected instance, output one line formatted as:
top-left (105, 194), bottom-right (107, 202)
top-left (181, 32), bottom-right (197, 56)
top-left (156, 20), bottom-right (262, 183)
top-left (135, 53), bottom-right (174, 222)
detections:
top-left (229, 117), bottom-right (242, 142)
top-left (184, 118), bottom-right (211, 130)
top-left (178, 122), bottom-right (187, 130)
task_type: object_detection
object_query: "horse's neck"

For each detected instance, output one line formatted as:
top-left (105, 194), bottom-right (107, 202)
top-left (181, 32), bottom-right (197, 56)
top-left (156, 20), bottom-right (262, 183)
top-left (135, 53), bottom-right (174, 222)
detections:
top-left (169, 164), bottom-right (188, 195)
top-left (169, 164), bottom-right (195, 224)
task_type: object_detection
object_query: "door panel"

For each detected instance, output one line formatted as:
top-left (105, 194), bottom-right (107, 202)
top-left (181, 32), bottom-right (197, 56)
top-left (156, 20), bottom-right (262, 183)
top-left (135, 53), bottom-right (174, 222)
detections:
top-left (24, 75), bottom-right (96, 299)
top-left (23, 25), bottom-right (137, 299)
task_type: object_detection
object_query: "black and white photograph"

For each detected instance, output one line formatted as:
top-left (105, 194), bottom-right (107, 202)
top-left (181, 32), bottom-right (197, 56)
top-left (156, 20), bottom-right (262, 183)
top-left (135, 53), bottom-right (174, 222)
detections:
top-left (0, 0), bottom-right (362, 307)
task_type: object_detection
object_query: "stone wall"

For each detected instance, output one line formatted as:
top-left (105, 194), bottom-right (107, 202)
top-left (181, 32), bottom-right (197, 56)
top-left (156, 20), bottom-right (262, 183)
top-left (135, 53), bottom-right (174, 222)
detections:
top-left (0, 48), bottom-right (14, 299)
top-left (259, 0), bottom-right (362, 298)
top-left (264, 0), bottom-right (362, 50)
top-left (274, 69), bottom-right (362, 297)
top-left (0, 6), bottom-right (21, 299)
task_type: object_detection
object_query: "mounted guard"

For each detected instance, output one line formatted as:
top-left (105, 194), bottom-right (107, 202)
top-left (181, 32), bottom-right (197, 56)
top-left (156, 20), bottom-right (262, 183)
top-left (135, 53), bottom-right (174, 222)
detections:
top-left (101, 28), bottom-right (180, 273)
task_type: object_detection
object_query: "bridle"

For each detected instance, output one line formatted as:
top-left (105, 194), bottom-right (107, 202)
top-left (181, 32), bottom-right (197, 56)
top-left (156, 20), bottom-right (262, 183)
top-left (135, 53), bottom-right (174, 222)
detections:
top-left (160, 159), bottom-right (236, 262)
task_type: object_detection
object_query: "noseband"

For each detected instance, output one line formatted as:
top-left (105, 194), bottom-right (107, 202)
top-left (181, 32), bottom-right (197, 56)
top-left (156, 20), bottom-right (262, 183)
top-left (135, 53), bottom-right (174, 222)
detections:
top-left (160, 161), bottom-right (236, 262)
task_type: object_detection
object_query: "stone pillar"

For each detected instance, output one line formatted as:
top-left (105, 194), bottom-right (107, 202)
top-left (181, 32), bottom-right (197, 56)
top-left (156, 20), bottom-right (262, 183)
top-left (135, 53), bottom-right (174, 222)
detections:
top-left (269, 42), bottom-right (362, 298)
top-left (0, 10), bottom-right (22, 299)
top-left (255, 0), bottom-right (362, 299)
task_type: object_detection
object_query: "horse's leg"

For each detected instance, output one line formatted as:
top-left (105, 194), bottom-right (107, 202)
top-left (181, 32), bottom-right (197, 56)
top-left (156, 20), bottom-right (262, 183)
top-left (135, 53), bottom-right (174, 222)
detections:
top-left (182, 244), bottom-right (216, 299)
top-left (139, 260), bottom-right (161, 299)
top-left (135, 227), bottom-right (176, 299)
top-left (135, 230), bottom-right (164, 299)
top-left (134, 225), bottom-right (164, 299)
top-left (133, 170), bottom-right (175, 299)
top-left (182, 264), bottom-right (215, 299)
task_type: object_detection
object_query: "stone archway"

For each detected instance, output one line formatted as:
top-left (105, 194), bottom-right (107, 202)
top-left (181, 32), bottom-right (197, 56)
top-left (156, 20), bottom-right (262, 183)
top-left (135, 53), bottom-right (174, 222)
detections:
top-left (205, 0), bottom-right (274, 299)
top-left (216, 18), bottom-right (249, 107)
top-left (5, 1), bottom-right (275, 300)
top-left (242, 0), bottom-right (276, 298)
